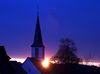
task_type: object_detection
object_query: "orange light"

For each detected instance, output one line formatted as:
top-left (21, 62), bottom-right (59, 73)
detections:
top-left (42, 58), bottom-right (50, 68)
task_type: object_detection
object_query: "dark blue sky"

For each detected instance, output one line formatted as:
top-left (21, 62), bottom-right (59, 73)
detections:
top-left (0, 0), bottom-right (100, 61)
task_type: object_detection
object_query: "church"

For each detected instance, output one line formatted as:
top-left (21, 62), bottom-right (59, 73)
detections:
top-left (22, 15), bottom-right (45, 74)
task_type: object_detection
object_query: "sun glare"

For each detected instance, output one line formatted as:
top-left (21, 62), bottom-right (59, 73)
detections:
top-left (42, 58), bottom-right (50, 68)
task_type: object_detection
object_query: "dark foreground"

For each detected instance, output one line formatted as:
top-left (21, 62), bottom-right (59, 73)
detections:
top-left (42, 63), bottom-right (100, 74)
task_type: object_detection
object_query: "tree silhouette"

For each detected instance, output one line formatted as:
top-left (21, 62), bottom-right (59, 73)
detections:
top-left (50, 38), bottom-right (80, 64)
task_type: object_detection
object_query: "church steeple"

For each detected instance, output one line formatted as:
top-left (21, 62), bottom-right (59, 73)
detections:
top-left (31, 15), bottom-right (45, 61)
top-left (31, 16), bottom-right (44, 47)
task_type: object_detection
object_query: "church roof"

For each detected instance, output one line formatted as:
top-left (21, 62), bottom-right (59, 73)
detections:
top-left (31, 16), bottom-right (44, 47)
top-left (27, 57), bottom-right (43, 70)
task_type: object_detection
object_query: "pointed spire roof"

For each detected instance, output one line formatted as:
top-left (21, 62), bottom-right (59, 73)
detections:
top-left (31, 16), bottom-right (44, 47)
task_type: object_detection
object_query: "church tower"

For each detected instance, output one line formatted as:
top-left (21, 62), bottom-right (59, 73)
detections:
top-left (31, 16), bottom-right (45, 61)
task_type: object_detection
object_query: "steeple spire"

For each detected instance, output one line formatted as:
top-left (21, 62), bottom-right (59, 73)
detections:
top-left (31, 16), bottom-right (44, 47)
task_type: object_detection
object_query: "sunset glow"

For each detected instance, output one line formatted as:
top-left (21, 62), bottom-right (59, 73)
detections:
top-left (10, 58), bottom-right (25, 63)
top-left (80, 61), bottom-right (100, 67)
top-left (42, 58), bottom-right (50, 68)
top-left (10, 58), bottom-right (100, 68)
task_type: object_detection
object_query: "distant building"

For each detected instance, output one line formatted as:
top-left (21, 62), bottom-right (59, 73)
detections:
top-left (0, 46), bottom-right (26, 74)
top-left (22, 15), bottom-right (45, 74)
top-left (0, 46), bottom-right (14, 74)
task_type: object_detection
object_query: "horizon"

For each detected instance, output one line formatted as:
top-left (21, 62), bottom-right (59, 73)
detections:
top-left (10, 58), bottom-right (100, 67)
